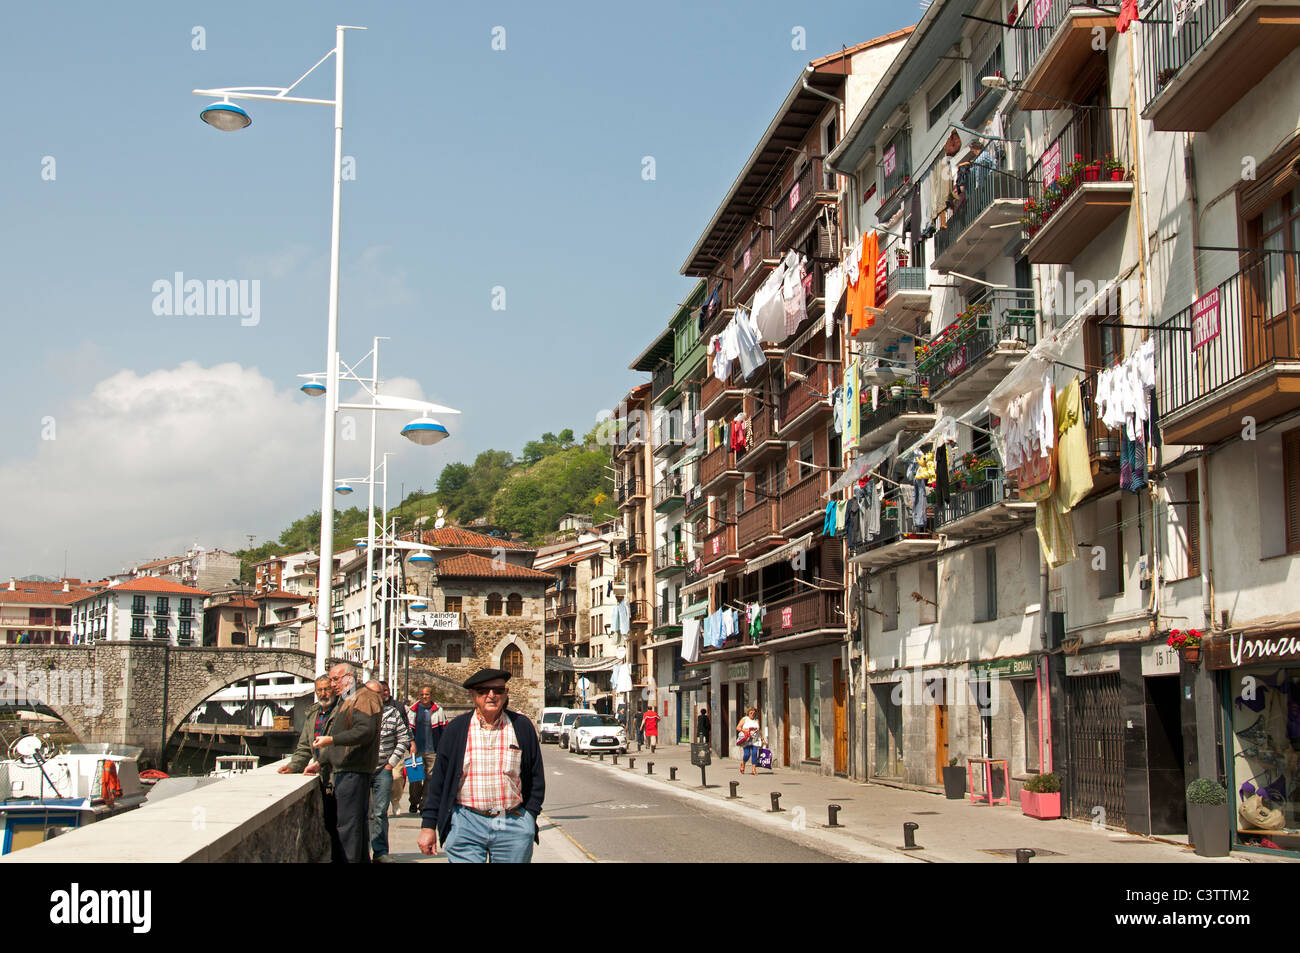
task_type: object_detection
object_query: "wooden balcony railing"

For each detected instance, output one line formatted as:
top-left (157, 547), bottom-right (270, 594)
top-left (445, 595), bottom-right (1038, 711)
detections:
top-left (779, 361), bottom-right (830, 427)
top-left (779, 469), bottom-right (831, 532)
top-left (700, 442), bottom-right (738, 487)
top-left (701, 524), bottom-right (738, 570)
top-left (737, 496), bottom-right (780, 552)
top-left (773, 156), bottom-right (830, 243)
top-left (701, 367), bottom-right (743, 412)
top-left (629, 600), bottom-right (651, 624)
top-left (760, 589), bottom-right (843, 641)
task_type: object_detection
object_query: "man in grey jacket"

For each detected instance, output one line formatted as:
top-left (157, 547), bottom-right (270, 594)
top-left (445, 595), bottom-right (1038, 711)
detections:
top-left (312, 664), bottom-right (381, 863)
top-left (278, 676), bottom-right (345, 862)
top-left (365, 680), bottom-right (411, 863)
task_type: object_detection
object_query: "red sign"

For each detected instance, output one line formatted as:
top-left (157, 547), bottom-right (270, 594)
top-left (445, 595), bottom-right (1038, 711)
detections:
top-left (789, 181), bottom-right (800, 210)
top-left (945, 346), bottom-right (969, 378)
top-left (1034, 0), bottom-right (1052, 28)
top-left (1041, 140), bottom-right (1062, 187)
top-left (883, 145), bottom-right (897, 178)
top-left (781, 606), bottom-right (793, 629)
top-left (711, 535), bottom-right (720, 555)
top-left (1191, 288), bottom-right (1221, 350)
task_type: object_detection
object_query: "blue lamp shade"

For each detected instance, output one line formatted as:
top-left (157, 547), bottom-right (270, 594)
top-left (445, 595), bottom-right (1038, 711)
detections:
top-left (335, 484), bottom-right (354, 496)
top-left (355, 542), bottom-right (367, 550)
top-left (300, 381), bottom-right (326, 397)
top-left (410, 629), bottom-right (425, 637)
top-left (200, 102), bottom-right (252, 131)
top-left (410, 601), bottom-right (427, 611)
top-left (409, 551), bottom-right (433, 565)
top-left (401, 417), bottom-right (449, 446)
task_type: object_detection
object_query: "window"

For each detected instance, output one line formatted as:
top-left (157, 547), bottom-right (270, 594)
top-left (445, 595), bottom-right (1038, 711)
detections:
top-left (179, 598), bottom-right (192, 617)
top-left (447, 643), bottom-right (462, 663)
top-left (879, 572), bottom-right (899, 632)
top-left (506, 593), bottom-right (523, 616)
top-left (927, 77), bottom-right (962, 128)
top-left (973, 547), bottom-right (997, 622)
top-left (131, 617), bottom-right (144, 638)
top-left (1016, 679), bottom-right (1041, 774)
top-left (445, 596), bottom-right (462, 613)
top-left (918, 561), bottom-right (938, 625)
top-left (154, 620), bottom-right (169, 640)
top-left (804, 663), bottom-right (821, 760)
top-left (179, 620), bottom-right (191, 642)
top-left (502, 643), bottom-right (524, 679)
top-left (132, 596), bottom-right (146, 614)
top-left (1285, 428), bottom-right (1300, 553)
top-left (486, 593), bottom-right (503, 616)
top-left (155, 597), bottom-right (169, 616)
top-left (1098, 500), bottom-right (1125, 597)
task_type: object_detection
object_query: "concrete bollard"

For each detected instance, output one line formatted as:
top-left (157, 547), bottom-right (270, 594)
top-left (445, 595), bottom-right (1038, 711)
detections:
top-left (900, 821), bottom-right (923, 851)
top-left (669, 766), bottom-right (678, 781)
top-left (1016, 848), bottom-right (1036, 864)
top-left (729, 781), bottom-right (740, 799)
top-left (646, 761), bottom-right (654, 775)
top-left (827, 804), bottom-right (843, 827)
top-left (768, 792), bottom-right (783, 812)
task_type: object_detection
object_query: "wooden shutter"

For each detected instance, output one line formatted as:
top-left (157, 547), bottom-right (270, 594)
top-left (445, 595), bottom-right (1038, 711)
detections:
top-left (1285, 430), bottom-right (1300, 554)
top-left (1185, 470), bottom-right (1201, 578)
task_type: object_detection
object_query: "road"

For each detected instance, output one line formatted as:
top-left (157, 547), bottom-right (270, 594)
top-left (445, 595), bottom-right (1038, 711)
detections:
top-left (542, 745), bottom-right (847, 863)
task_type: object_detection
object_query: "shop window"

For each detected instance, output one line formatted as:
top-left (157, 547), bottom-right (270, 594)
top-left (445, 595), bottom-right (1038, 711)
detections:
top-left (506, 593), bottom-right (523, 616)
top-left (1016, 679), bottom-right (1041, 774)
top-left (1229, 665), bottom-right (1300, 851)
top-left (973, 547), bottom-right (997, 623)
top-left (486, 593), bottom-right (503, 616)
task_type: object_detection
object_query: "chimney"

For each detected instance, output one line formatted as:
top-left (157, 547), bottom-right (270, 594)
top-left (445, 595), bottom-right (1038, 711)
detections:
top-left (7, 577), bottom-right (13, 591)
top-left (62, 580), bottom-right (69, 593)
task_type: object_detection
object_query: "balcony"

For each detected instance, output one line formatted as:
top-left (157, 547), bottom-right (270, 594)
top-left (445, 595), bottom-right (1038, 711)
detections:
top-left (1081, 374), bottom-right (1121, 489)
top-left (558, 599), bottom-right (577, 618)
top-left (701, 368), bottom-right (745, 417)
top-left (701, 524), bottom-right (741, 572)
top-left (732, 226), bottom-right (779, 305)
top-left (937, 462), bottom-right (1036, 540)
top-left (779, 470), bottom-right (833, 535)
top-left (918, 290), bottom-right (1036, 403)
top-left (700, 442), bottom-right (744, 493)
top-left (654, 602), bottom-right (682, 631)
top-left (617, 535), bottom-right (648, 563)
top-left (1141, 0), bottom-right (1300, 132)
top-left (879, 132), bottom-right (913, 219)
top-left (931, 167), bottom-right (1030, 275)
top-left (558, 625), bottom-right (576, 645)
top-left (737, 402), bottom-right (785, 468)
top-left (779, 361), bottom-right (832, 436)
top-left (684, 482), bottom-right (708, 515)
top-left (857, 391), bottom-right (937, 452)
top-left (849, 486), bottom-right (940, 570)
top-left (1023, 108), bottom-right (1134, 265)
top-left (1014, 0), bottom-right (1116, 112)
top-left (651, 360), bottom-right (677, 404)
top-left (652, 411), bottom-right (687, 456)
top-left (131, 603), bottom-right (148, 616)
top-left (629, 600), bottom-right (652, 625)
top-left (654, 543), bottom-right (687, 576)
top-left (1156, 259), bottom-right (1300, 445)
top-left (772, 156), bottom-right (836, 250)
top-left (653, 478), bottom-right (685, 513)
top-left (616, 476), bottom-right (647, 509)
top-left (854, 255), bottom-right (932, 346)
top-left (737, 495), bottom-right (783, 558)
top-left (759, 589), bottom-right (844, 646)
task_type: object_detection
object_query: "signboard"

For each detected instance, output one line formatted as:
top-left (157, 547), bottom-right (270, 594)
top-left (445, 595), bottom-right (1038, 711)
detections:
top-left (944, 346), bottom-right (969, 378)
top-left (1141, 643), bottom-right (1181, 676)
top-left (1041, 140), bottom-right (1062, 187)
top-left (726, 662), bottom-right (751, 680)
top-left (1034, 0), bottom-right (1052, 29)
top-left (789, 181), bottom-right (800, 210)
top-left (1191, 288), bottom-right (1221, 350)
top-left (410, 612), bottom-right (461, 630)
top-left (743, 248), bottom-right (751, 271)
top-left (883, 145), bottom-right (897, 178)
top-left (1206, 630), bottom-right (1300, 670)
top-left (711, 535), bottom-right (720, 555)
top-left (781, 606), bottom-right (793, 629)
top-left (1066, 648), bottom-right (1121, 676)
top-left (978, 656), bottom-right (1038, 679)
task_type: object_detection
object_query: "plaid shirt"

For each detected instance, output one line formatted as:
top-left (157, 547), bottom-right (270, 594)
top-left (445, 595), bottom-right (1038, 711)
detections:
top-left (456, 711), bottom-right (523, 814)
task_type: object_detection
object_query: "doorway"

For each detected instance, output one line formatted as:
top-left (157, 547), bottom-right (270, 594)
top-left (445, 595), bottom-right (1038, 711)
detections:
top-left (1145, 675), bottom-right (1187, 835)
top-left (1066, 672), bottom-right (1127, 827)
top-left (721, 683), bottom-right (729, 757)
top-left (832, 658), bottom-right (848, 775)
top-left (781, 667), bottom-right (790, 766)
top-left (932, 677), bottom-right (949, 784)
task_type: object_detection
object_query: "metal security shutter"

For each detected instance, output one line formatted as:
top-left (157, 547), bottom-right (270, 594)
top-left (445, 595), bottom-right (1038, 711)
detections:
top-left (1066, 672), bottom-right (1126, 828)
top-left (1185, 469), bottom-right (1201, 576)
top-left (1285, 429), bottom-right (1300, 554)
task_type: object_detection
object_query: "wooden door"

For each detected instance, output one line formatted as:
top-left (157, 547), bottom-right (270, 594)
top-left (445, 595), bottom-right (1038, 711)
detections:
top-left (832, 658), bottom-right (847, 775)
top-left (721, 683), bottom-right (729, 757)
top-left (933, 678), bottom-right (949, 784)
top-left (781, 667), bottom-right (791, 766)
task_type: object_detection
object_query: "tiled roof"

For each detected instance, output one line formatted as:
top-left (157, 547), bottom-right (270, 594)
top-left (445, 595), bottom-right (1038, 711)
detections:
top-left (533, 544), bottom-right (604, 571)
top-left (420, 527), bottom-right (532, 551)
top-left (72, 578), bottom-right (211, 602)
top-left (0, 581), bottom-right (97, 606)
top-left (212, 597), bottom-right (258, 610)
top-left (132, 555), bottom-right (184, 571)
top-left (258, 589), bottom-right (310, 602)
top-left (433, 553), bottom-right (555, 582)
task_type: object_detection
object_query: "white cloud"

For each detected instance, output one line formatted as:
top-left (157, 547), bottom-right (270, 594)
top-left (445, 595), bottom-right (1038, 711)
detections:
top-left (0, 362), bottom-right (460, 580)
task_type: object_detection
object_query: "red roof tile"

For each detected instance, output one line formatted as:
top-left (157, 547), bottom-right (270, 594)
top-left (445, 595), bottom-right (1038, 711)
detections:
top-left (74, 578), bottom-right (211, 601)
top-left (420, 527), bottom-right (532, 551)
top-left (433, 553), bottom-right (555, 581)
top-left (257, 590), bottom-right (311, 602)
top-left (131, 555), bottom-right (184, 571)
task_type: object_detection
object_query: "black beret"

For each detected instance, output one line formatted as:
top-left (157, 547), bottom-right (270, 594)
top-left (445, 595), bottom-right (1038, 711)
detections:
top-left (463, 668), bottom-right (512, 689)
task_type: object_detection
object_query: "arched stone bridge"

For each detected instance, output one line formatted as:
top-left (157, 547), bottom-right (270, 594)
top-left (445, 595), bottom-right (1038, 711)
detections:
top-left (0, 643), bottom-right (354, 764)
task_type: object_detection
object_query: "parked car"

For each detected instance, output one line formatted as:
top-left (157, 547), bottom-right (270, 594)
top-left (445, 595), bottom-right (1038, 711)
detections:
top-left (539, 707), bottom-right (568, 744)
top-left (569, 714), bottom-right (628, 755)
top-left (557, 709), bottom-right (597, 750)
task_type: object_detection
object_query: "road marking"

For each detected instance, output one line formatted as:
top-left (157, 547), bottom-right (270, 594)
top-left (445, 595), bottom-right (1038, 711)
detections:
top-left (545, 815), bottom-right (599, 863)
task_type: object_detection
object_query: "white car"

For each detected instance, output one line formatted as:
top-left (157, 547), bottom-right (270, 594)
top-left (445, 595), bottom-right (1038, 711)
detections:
top-left (569, 714), bottom-right (628, 755)
top-left (557, 709), bottom-right (597, 750)
top-left (539, 707), bottom-right (568, 744)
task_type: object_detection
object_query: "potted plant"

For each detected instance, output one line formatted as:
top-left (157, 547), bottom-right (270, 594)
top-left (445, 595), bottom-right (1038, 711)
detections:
top-left (1103, 154), bottom-right (1125, 181)
top-left (1167, 628), bottom-right (1203, 664)
top-left (896, 246), bottom-right (910, 268)
top-left (1186, 778), bottom-right (1230, 857)
top-left (942, 757), bottom-right (966, 799)
top-left (1019, 772), bottom-right (1062, 820)
top-left (1084, 161), bottom-right (1101, 182)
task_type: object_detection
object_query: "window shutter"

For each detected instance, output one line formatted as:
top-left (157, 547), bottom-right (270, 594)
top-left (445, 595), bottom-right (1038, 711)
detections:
top-left (1285, 430), bottom-right (1300, 554)
top-left (1185, 470), bottom-right (1201, 577)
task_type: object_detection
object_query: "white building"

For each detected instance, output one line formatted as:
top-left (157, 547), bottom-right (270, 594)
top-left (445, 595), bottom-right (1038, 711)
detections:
top-left (72, 578), bottom-right (210, 645)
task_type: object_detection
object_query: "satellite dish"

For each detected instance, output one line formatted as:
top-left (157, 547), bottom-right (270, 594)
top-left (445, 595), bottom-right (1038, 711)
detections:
top-left (434, 517), bottom-right (446, 529)
top-left (14, 735), bottom-right (44, 759)
top-left (436, 508), bottom-right (445, 518)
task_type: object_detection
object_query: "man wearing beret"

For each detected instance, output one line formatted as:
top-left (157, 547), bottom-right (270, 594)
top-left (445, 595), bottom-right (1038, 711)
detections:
top-left (416, 668), bottom-right (545, 863)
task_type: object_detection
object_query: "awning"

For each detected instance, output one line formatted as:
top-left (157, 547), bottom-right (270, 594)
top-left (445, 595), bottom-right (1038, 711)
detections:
top-left (681, 570), bottom-right (722, 598)
top-left (669, 677), bottom-right (709, 692)
top-left (669, 451), bottom-right (701, 472)
top-left (746, 533), bottom-right (815, 573)
top-left (544, 656), bottom-right (619, 673)
top-left (679, 600), bottom-right (710, 620)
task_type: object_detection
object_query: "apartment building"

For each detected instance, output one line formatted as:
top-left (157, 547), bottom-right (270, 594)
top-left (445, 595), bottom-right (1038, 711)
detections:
top-left (2, 578), bottom-right (102, 644)
top-left (251, 551), bottom-right (317, 596)
top-left (613, 383), bottom-right (656, 725)
top-left (71, 578), bottom-right (209, 645)
top-left (115, 546), bottom-right (240, 593)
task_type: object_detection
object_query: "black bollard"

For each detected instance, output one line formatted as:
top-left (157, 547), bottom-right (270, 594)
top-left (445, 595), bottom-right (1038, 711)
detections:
top-left (1016, 848), bottom-right (1036, 864)
top-left (827, 804), bottom-right (843, 827)
top-left (900, 821), bottom-right (923, 851)
top-left (646, 761), bottom-right (654, 775)
top-left (768, 792), bottom-right (783, 812)
top-left (699, 765), bottom-right (708, 788)
top-left (612, 754), bottom-right (619, 765)
top-left (728, 781), bottom-right (740, 799)
top-left (599, 753), bottom-right (605, 762)
top-left (628, 757), bottom-right (636, 770)
top-left (669, 766), bottom-right (678, 781)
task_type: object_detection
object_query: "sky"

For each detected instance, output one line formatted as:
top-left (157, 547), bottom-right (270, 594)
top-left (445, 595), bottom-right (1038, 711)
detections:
top-left (0, 0), bottom-right (915, 580)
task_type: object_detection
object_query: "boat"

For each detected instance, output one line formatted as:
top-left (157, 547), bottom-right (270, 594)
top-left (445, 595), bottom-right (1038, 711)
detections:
top-left (209, 754), bottom-right (260, 778)
top-left (0, 734), bottom-right (146, 855)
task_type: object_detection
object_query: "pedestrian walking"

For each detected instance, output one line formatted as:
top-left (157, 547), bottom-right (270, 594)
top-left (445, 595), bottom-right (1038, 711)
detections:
top-left (312, 664), bottom-right (382, 863)
top-left (736, 706), bottom-right (762, 776)
top-left (416, 668), bottom-right (545, 863)
top-left (366, 680), bottom-right (412, 863)
top-left (407, 684), bottom-right (448, 813)
top-left (638, 704), bottom-right (662, 753)
top-left (695, 706), bottom-right (711, 745)
top-left (278, 675), bottom-right (345, 862)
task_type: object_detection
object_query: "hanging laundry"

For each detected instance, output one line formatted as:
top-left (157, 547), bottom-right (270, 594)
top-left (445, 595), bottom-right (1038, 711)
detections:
top-left (753, 263), bottom-right (787, 343)
top-left (870, 480), bottom-right (883, 537)
top-left (824, 264), bottom-right (845, 322)
top-left (748, 603), bottom-right (765, 638)
top-left (734, 308), bottom-right (766, 379)
top-left (835, 500), bottom-right (847, 535)
top-left (1120, 433), bottom-right (1147, 493)
top-left (823, 501), bottom-right (837, 537)
top-left (936, 445), bottom-right (950, 505)
top-left (850, 232), bottom-right (880, 336)
top-left (831, 385), bottom-right (844, 435)
top-left (781, 250), bottom-right (808, 338)
top-left (1095, 340), bottom-right (1155, 440)
top-left (1054, 378), bottom-right (1094, 511)
top-left (680, 619), bottom-right (702, 663)
top-left (844, 361), bottom-right (860, 447)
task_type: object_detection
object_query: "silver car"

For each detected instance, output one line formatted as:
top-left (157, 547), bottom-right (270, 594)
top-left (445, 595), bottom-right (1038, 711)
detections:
top-left (569, 714), bottom-right (628, 755)
top-left (556, 709), bottom-right (597, 750)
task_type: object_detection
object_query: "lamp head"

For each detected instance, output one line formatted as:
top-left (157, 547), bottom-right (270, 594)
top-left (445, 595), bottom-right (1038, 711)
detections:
top-left (200, 101), bottom-right (252, 131)
top-left (335, 484), bottom-right (354, 496)
top-left (300, 380), bottom-right (326, 397)
top-left (980, 75), bottom-right (1011, 91)
top-left (401, 416), bottom-right (449, 446)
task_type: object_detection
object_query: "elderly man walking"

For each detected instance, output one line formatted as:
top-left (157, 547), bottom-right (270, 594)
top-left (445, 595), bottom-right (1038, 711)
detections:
top-left (365, 680), bottom-right (411, 863)
top-left (312, 664), bottom-right (382, 863)
top-left (417, 668), bottom-right (545, 863)
top-left (407, 684), bottom-right (447, 813)
top-left (278, 675), bottom-right (345, 862)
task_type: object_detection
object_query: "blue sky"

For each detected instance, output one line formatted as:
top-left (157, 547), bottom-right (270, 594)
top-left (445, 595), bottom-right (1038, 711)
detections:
top-left (0, 0), bottom-right (914, 578)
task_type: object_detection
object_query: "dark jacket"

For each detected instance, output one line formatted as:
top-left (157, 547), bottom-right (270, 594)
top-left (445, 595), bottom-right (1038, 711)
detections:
top-left (287, 699), bottom-right (335, 775)
top-left (322, 687), bottom-right (382, 774)
top-left (420, 710), bottom-right (545, 846)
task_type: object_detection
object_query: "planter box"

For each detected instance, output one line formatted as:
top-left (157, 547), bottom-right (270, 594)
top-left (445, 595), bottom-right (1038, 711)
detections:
top-left (1019, 789), bottom-right (1061, 820)
top-left (942, 766), bottom-right (966, 800)
top-left (1188, 802), bottom-right (1231, 857)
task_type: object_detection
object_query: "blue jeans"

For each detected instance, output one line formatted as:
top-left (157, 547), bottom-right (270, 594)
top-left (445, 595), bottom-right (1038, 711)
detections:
top-left (443, 804), bottom-right (536, 863)
top-left (370, 767), bottom-right (395, 856)
top-left (742, 744), bottom-right (760, 765)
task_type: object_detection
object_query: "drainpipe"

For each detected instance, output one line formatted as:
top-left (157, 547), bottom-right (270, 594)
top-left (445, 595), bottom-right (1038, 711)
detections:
top-left (1184, 132), bottom-right (1215, 634)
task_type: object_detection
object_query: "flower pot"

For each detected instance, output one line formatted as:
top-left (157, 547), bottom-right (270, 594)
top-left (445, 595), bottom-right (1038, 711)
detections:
top-left (942, 765), bottom-right (966, 800)
top-left (1019, 789), bottom-right (1062, 820)
top-left (1110, 169), bottom-right (1124, 181)
top-left (1187, 801), bottom-right (1231, 857)
top-left (1084, 167), bottom-right (1100, 182)
top-left (1181, 645), bottom-right (1201, 665)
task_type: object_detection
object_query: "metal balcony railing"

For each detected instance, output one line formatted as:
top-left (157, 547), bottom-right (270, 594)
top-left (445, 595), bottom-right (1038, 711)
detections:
top-left (1024, 106), bottom-right (1131, 237)
top-left (684, 483), bottom-right (708, 513)
top-left (655, 602), bottom-right (682, 628)
top-left (933, 168), bottom-right (1030, 264)
top-left (859, 393), bottom-right (935, 437)
top-left (938, 466), bottom-right (1018, 526)
top-left (653, 479), bottom-right (685, 508)
top-left (918, 289), bottom-right (1037, 396)
top-left (850, 485), bottom-right (935, 556)
top-left (629, 600), bottom-right (651, 624)
top-left (655, 543), bottom-right (687, 572)
top-left (773, 156), bottom-right (829, 242)
top-left (617, 535), bottom-right (647, 560)
top-left (1014, 0), bottom-right (1103, 81)
top-left (616, 476), bottom-right (646, 506)
top-left (1140, 0), bottom-right (1246, 112)
top-left (651, 360), bottom-right (675, 401)
top-left (880, 131), bottom-right (912, 209)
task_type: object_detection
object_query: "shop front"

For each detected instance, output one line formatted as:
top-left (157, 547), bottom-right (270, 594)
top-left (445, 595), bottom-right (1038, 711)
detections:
top-left (1206, 629), bottom-right (1300, 858)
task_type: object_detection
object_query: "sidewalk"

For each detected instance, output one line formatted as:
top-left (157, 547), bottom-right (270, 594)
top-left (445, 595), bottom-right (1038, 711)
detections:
top-left (557, 741), bottom-right (1259, 863)
top-left (385, 810), bottom-right (593, 863)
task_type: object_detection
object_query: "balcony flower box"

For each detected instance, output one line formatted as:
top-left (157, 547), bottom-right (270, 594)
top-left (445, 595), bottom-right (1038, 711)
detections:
top-left (1167, 627), bottom-right (1203, 665)
top-left (1019, 773), bottom-right (1062, 820)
